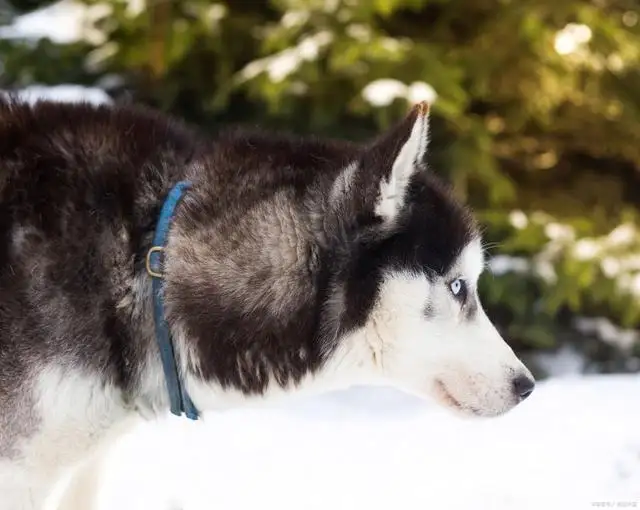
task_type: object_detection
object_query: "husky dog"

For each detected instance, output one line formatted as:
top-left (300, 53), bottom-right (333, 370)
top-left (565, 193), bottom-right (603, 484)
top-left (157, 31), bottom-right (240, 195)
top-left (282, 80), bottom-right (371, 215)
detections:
top-left (0, 98), bottom-right (534, 509)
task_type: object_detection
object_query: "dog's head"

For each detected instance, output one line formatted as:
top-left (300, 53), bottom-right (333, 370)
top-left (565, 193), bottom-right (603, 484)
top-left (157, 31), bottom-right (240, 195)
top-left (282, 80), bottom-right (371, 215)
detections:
top-left (166, 102), bottom-right (534, 417)
top-left (321, 103), bottom-right (534, 417)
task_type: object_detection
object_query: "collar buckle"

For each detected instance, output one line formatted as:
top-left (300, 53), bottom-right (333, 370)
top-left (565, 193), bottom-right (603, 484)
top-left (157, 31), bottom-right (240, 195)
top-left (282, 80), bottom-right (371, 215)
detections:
top-left (146, 246), bottom-right (165, 278)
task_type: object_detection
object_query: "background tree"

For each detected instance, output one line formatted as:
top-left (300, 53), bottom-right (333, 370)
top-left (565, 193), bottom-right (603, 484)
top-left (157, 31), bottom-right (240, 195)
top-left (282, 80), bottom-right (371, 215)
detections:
top-left (1, 0), bottom-right (639, 375)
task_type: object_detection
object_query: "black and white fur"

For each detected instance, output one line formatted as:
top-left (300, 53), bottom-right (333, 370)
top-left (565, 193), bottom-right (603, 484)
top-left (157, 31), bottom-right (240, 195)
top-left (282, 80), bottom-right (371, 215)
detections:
top-left (0, 99), bottom-right (534, 509)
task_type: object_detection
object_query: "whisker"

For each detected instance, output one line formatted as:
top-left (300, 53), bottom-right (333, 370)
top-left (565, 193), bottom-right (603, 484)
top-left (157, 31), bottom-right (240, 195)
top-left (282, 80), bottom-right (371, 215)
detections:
top-left (481, 241), bottom-right (503, 252)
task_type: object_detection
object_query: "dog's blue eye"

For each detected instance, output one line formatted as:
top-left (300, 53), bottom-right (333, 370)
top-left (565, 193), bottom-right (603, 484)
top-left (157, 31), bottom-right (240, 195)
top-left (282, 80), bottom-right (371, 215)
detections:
top-left (449, 278), bottom-right (466, 300)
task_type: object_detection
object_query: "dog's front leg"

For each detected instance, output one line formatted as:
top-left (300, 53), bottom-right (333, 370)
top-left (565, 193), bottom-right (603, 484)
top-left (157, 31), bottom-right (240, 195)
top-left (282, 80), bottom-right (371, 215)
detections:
top-left (52, 414), bottom-right (141, 510)
top-left (0, 367), bottom-right (139, 510)
top-left (0, 459), bottom-right (59, 510)
top-left (0, 416), bottom-right (139, 510)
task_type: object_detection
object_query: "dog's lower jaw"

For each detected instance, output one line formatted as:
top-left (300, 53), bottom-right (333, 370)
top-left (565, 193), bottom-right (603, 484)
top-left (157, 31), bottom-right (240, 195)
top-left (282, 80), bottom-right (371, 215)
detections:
top-left (429, 378), bottom-right (524, 419)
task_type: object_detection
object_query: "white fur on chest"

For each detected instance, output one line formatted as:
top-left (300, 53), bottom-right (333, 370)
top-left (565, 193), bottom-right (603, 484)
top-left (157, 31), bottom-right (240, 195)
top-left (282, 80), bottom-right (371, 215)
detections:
top-left (0, 366), bottom-right (130, 510)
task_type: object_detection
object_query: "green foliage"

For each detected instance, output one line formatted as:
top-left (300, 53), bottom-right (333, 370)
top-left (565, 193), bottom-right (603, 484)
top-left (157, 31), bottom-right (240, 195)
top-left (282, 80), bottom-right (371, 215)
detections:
top-left (1, 0), bottom-right (638, 362)
top-left (480, 208), bottom-right (640, 352)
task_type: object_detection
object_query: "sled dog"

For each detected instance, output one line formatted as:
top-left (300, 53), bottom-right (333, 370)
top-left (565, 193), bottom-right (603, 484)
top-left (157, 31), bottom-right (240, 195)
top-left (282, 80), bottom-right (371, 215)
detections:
top-left (0, 98), bottom-right (534, 509)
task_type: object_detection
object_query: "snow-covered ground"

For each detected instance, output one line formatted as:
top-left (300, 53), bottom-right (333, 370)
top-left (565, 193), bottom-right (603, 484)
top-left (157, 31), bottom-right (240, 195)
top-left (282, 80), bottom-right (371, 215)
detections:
top-left (56, 374), bottom-right (640, 510)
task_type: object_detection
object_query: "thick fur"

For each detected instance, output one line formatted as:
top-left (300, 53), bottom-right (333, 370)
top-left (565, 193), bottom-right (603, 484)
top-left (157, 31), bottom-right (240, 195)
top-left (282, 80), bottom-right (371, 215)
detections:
top-left (0, 98), bottom-right (534, 509)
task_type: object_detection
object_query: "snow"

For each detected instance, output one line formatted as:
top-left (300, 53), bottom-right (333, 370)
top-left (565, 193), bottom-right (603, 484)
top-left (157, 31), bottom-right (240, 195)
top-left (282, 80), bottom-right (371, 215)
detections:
top-left (531, 344), bottom-right (587, 376)
top-left (406, 82), bottom-right (438, 105)
top-left (0, 0), bottom-right (109, 45)
top-left (4, 84), bottom-right (112, 105)
top-left (545, 222), bottom-right (576, 242)
top-left (554, 23), bottom-right (593, 56)
top-left (607, 224), bottom-right (636, 247)
top-left (575, 317), bottom-right (640, 352)
top-left (239, 31), bottom-right (334, 83)
top-left (509, 209), bottom-right (529, 229)
top-left (56, 375), bottom-right (640, 510)
top-left (362, 79), bottom-right (438, 107)
top-left (488, 254), bottom-right (530, 275)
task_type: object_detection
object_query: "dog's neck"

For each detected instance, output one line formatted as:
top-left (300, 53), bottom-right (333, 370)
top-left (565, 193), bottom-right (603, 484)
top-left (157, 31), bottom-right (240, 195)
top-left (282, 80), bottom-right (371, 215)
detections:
top-left (123, 270), bottom-right (171, 418)
top-left (126, 268), bottom-right (383, 417)
top-left (123, 164), bottom-right (384, 417)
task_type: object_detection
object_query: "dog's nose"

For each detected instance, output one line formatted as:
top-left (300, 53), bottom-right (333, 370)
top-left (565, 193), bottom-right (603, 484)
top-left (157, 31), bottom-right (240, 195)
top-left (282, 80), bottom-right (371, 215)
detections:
top-left (512, 374), bottom-right (535, 401)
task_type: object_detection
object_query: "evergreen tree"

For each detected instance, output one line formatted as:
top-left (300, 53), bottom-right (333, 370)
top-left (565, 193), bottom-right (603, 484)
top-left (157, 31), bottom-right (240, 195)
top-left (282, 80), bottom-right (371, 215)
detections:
top-left (1, 0), bottom-right (638, 371)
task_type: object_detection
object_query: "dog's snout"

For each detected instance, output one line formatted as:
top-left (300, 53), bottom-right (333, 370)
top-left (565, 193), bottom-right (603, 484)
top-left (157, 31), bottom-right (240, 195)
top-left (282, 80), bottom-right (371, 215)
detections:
top-left (512, 374), bottom-right (535, 401)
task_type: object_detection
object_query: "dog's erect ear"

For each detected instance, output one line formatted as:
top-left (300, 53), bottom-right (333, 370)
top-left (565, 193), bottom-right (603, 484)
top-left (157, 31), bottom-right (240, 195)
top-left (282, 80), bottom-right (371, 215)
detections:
top-left (330, 102), bottom-right (430, 230)
top-left (367, 101), bottom-right (430, 222)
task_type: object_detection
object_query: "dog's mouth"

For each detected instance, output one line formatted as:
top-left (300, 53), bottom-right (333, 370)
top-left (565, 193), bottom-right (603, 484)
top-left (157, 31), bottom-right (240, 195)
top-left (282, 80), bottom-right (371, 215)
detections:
top-left (433, 379), bottom-right (482, 416)
top-left (434, 379), bottom-right (462, 408)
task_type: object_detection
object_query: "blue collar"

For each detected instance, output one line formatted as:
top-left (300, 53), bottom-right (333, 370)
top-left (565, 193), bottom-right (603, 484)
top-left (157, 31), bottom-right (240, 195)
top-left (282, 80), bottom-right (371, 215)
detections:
top-left (145, 180), bottom-right (200, 420)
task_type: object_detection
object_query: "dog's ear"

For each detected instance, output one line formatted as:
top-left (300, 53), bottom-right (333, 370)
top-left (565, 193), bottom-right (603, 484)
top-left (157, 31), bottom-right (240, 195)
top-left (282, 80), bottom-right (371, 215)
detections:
top-left (363, 101), bottom-right (430, 222)
top-left (329, 102), bottom-right (430, 233)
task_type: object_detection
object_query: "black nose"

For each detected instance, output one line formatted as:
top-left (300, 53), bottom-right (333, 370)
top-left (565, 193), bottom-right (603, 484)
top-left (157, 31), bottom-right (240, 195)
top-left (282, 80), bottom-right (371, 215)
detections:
top-left (512, 374), bottom-right (535, 401)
